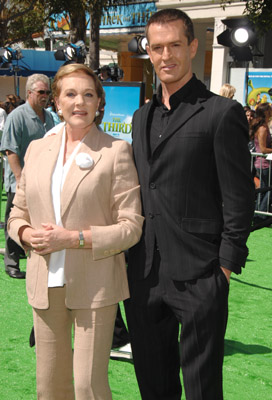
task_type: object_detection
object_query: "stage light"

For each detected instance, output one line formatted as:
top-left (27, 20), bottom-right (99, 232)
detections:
top-left (232, 28), bottom-right (249, 46)
top-left (0, 45), bottom-right (23, 70)
top-left (217, 18), bottom-right (258, 62)
top-left (128, 36), bottom-right (148, 55)
top-left (54, 40), bottom-right (87, 64)
top-left (0, 44), bottom-right (22, 63)
top-left (138, 37), bottom-right (148, 54)
top-left (231, 26), bottom-right (256, 47)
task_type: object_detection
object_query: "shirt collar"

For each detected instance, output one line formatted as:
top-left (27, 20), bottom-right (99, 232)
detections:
top-left (25, 101), bottom-right (40, 119)
top-left (154, 74), bottom-right (197, 111)
top-left (26, 101), bottom-right (48, 122)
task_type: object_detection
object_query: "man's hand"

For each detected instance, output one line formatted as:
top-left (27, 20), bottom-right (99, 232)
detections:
top-left (6, 151), bottom-right (22, 184)
top-left (220, 266), bottom-right (231, 283)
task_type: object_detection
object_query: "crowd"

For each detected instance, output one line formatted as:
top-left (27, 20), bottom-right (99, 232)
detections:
top-left (247, 103), bottom-right (272, 224)
top-left (219, 82), bottom-right (272, 225)
top-left (0, 7), bottom-right (269, 400)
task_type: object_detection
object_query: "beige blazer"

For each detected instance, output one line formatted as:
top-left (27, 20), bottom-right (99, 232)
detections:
top-left (8, 125), bottom-right (144, 309)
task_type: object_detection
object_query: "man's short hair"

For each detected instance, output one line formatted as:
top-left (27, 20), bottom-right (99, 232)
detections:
top-left (101, 65), bottom-right (111, 76)
top-left (145, 8), bottom-right (195, 45)
top-left (25, 74), bottom-right (50, 99)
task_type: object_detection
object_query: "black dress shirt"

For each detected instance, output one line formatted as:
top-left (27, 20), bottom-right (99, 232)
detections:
top-left (148, 75), bottom-right (196, 153)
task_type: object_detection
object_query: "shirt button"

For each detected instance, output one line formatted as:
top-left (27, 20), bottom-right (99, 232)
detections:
top-left (149, 182), bottom-right (156, 189)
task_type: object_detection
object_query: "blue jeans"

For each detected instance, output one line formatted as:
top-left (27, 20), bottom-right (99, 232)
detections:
top-left (256, 168), bottom-right (271, 217)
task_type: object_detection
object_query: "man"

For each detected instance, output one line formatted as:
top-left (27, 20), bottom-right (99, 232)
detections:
top-left (1, 74), bottom-right (54, 278)
top-left (125, 9), bottom-right (255, 400)
top-left (100, 65), bottom-right (112, 82)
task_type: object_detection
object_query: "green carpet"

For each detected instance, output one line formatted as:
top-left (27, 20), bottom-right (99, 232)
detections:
top-left (1, 196), bottom-right (272, 398)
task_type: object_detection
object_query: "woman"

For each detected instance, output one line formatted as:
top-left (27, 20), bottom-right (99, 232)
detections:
top-left (245, 108), bottom-right (256, 153)
top-left (249, 102), bottom-right (272, 216)
top-left (8, 63), bottom-right (144, 399)
top-left (219, 83), bottom-right (236, 99)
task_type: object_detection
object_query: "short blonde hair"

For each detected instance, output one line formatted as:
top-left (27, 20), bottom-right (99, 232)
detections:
top-left (52, 63), bottom-right (103, 100)
top-left (219, 83), bottom-right (236, 99)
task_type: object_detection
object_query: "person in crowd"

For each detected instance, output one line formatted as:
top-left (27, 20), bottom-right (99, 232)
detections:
top-left (6, 94), bottom-right (17, 104)
top-left (0, 74), bottom-right (54, 279)
top-left (8, 63), bottom-right (143, 399)
top-left (100, 65), bottom-right (112, 82)
top-left (5, 94), bottom-right (17, 111)
top-left (219, 83), bottom-right (236, 99)
top-left (249, 102), bottom-right (272, 218)
top-left (125, 8), bottom-right (255, 400)
top-left (4, 100), bottom-right (16, 115)
top-left (245, 108), bottom-right (255, 124)
top-left (47, 98), bottom-right (62, 126)
top-left (0, 102), bottom-right (7, 141)
top-left (4, 94), bottom-right (23, 113)
top-left (245, 108), bottom-right (256, 152)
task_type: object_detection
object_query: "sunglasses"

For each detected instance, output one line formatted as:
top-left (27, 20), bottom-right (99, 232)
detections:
top-left (33, 90), bottom-right (51, 95)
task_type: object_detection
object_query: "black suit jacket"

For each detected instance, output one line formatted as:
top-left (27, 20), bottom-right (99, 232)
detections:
top-left (128, 76), bottom-right (255, 282)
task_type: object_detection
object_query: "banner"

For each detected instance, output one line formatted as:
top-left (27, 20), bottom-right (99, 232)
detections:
top-left (246, 71), bottom-right (272, 107)
top-left (49, 2), bottom-right (156, 32)
top-left (101, 82), bottom-right (145, 143)
top-left (99, 2), bottom-right (157, 29)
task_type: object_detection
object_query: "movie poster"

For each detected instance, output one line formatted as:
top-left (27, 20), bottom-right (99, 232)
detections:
top-left (246, 71), bottom-right (272, 107)
top-left (101, 82), bottom-right (145, 143)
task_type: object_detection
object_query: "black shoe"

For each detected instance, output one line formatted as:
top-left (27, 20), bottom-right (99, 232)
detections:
top-left (112, 340), bottom-right (130, 350)
top-left (5, 268), bottom-right (26, 279)
top-left (110, 343), bottom-right (133, 360)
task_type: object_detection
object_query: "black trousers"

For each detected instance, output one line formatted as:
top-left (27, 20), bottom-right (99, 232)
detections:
top-left (125, 249), bottom-right (229, 400)
top-left (112, 304), bottom-right (130, 349)
top-left (4, 190), bottom-right (24, 271)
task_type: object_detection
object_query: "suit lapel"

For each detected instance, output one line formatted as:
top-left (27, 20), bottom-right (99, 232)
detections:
top-left (36, 128), bottom-right (64, 220)
top-left (135, 101), bottom-right (154, 160)
top-left (151, 99), bottom-right (204, 155)
top-left (60, 126), bottom-right (102, 218)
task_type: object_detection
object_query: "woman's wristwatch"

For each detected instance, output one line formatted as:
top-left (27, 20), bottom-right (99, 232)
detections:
top-left (79, 231), bottom-right (85, 248)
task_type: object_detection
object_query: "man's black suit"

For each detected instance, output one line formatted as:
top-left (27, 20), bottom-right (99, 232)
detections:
top-left (125, 76), bottom-right (255, 400)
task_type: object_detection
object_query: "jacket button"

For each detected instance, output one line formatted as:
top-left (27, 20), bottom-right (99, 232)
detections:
top-left (149, 182), bottom-right (156, 189)
top-left (149, 213), bottom-right (154, 219)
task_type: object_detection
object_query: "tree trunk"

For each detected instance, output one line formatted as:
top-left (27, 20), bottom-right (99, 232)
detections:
top-left (89, 10), bottom-right (100, 70)
top-left (69, 7), bottom-right (86, 43)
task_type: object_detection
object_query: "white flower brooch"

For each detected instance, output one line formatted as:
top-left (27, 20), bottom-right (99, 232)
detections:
top-left (75, 153), bottom-right (94, 169)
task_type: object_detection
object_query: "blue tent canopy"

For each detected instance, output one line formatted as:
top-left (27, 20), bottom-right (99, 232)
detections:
top-left (0, 49), bottom-right (64, 77)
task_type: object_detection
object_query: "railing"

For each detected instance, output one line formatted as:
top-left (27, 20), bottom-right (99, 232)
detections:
top-left (251, 152), bottom-right (272, 217)
top-left (250, 152), bottom-right (272, 230)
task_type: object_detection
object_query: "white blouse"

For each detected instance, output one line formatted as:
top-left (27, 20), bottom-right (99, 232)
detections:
top-left (48, 127), bottom-right (83, 287)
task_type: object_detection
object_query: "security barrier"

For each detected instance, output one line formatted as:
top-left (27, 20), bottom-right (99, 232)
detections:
top-left (250, 151), bottom-right (272, 218)
top-left (0, 154), bottom-right (3, 228)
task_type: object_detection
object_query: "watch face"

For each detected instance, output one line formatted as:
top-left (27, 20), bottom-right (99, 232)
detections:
top-left (79, 232), bottom-right (84, 247)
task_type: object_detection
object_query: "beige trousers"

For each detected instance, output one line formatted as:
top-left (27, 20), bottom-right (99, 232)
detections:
top-left (33, 286), bottom-right (117, 400)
